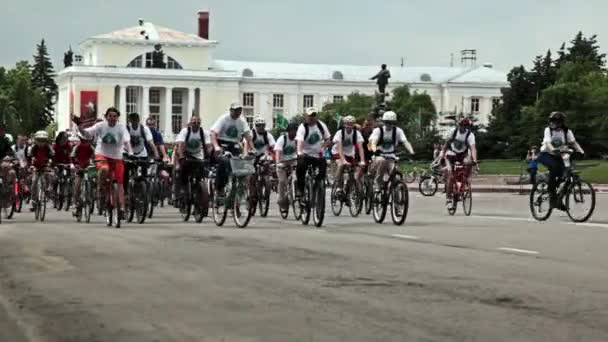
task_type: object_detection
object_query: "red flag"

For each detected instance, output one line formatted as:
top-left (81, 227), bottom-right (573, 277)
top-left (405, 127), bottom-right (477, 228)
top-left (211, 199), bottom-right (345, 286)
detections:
top-left (79, 91), bottom-right (98, 128)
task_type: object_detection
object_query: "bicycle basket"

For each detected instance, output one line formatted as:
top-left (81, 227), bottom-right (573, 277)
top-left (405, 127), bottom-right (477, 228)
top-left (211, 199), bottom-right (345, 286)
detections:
top-left (230, 157), bottom-right (255, 177)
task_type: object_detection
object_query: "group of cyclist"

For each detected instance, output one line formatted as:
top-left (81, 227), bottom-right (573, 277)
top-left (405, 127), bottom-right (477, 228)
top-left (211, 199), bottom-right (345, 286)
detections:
top-left (0, 98), bottom-right (583, 225)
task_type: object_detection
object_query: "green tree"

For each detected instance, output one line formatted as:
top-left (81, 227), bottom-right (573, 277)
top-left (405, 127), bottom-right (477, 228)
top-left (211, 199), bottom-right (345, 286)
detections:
top-left (8, 61), bottom-right (46, 134)
top-left (556, 32), bottom-right (606, 70)
top-left (31, 39), bottom-right (57, 126)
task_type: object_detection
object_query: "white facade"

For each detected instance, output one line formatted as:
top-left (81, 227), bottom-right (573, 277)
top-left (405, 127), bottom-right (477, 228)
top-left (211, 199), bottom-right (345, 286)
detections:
top-left (56, 19), bottom-right (509, 141)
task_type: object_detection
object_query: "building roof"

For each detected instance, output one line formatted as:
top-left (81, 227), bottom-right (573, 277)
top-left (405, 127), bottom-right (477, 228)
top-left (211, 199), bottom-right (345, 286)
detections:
top-left (213, 60), bottom-right (507, 85)
top-left (89, 22), bottom-right (217, 46)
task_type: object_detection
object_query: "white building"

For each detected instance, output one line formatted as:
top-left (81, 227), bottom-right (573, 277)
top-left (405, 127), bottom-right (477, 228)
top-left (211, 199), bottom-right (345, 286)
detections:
top-left (56, 12), bottom-right (508, 140)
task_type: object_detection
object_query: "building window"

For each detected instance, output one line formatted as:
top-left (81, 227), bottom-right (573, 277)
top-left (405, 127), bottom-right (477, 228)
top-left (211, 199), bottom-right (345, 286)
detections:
top-left (126, 87), bottom-right (139, 114)
top-left (127, 55), bottom-right (143, 68)
top-left (171, 90), bottom-right (183, 134)
top-left (303, 95), bottom-right (314, 110)
top-left (145, 52), bottom-right (153, 68)
top-left (333, 95), bottom-right (344, 103)
top-left (167, 56), bottom-right (183, 70)
top-left (243, 92), bottom-right (255, 127)
top-left (470, 98), bottom-right (480, 114)
top-left (149, 89), bottom-right (161, 124)
top-left (492, 98), bottom-right (501, 111)
top-left (272, 94), bottom-right (285, 127)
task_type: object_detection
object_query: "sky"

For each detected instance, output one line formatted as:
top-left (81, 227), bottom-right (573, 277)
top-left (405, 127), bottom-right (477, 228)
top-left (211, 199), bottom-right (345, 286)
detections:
top-left (1, 0), bottom-right (608, 72)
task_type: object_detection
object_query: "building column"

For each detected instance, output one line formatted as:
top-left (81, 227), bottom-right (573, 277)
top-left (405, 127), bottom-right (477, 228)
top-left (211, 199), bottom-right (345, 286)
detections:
top-left (163, 87), bottom-right (173, 140)
top-left (187, 87), bottom-right (196, 120)
top-left (119, 85), bottom-right (127, 124)
top-left (141, 86), bottom-right (150, 123)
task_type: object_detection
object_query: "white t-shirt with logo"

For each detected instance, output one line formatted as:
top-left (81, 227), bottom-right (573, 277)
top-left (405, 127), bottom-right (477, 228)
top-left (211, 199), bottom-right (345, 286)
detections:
top-left (85, 121), bottom-right (130, 160)
top-left (541, 127), bottom-right (576, 154)
top-left (275, 134), bottom-right (298, 162)
top-left (332, 129), bottom-right (364, 157)
top-left (211, 113), bottom-right (251, 143)
top-left (251, 130), bottom-right (276, 156)
top-left (369, 126), bottom-right (408, 157)
top-left (127, 124), bottom-right (153, 158)
top-left (445, 128), bottom-right (476, 156)
top-left (175, 127), bottom-right (211, 160)
top-left (295, 121), bottom-right (331, 157)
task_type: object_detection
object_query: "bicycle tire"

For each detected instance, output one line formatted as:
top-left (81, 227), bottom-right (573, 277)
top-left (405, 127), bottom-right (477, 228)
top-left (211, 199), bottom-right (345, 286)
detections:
top-left (84, 180), bottom-right (92, 224)
top-left (127, 181), bottom-right (136, 223)
top-left (233, 179), bottom-right (253, 228)
top-left (194, 182), bottom-right (209, 223)
top-left (364, 178), bottom-right (373, 215)
top-left (181, 182), bottom-right (192, 222)
top-left (313, 180), bottom-right (325, 227)
top-left (347, 180), bottom-right (362, 218)
top-left (462, 189), bottom-right (472, 216)
top-left (39, 178), bottom-right (47, 222)
top-left (64, 179), bottom-right (72, 212)
top-left (372, 187), bottom-right (387, 223)
top-left (529, 181), bottom-right (552, 221)
top-left (5, 183), bottom-right (16, 220)
top-left (301, 180), bottom-right (312, 226)
top-left (330, 182), bottom-right (343, 216)
top-left (213, 181), bottom-right (228, 227)
top-left (112, 182), bottom-right (121, 228)
top-left (390, 181), bottom-right (409, 226)
top-left (135, 181), bottom-right (148, 224)
top-left (566, 180), bottom-right (595, 223)
top-left (419, 176), bottom-right (438, 197)
top-left (259, 178), bottom-right (270, 218)
top-left (291, 178), bottom-right (302, 221)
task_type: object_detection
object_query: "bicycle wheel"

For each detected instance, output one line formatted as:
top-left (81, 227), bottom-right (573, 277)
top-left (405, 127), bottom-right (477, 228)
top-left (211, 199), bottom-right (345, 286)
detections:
top-left (148, 180), bottom-right (158, 219)
top-left (291, 178), bottom-right (302, 221)
top-left (55, 181), bottom-right (64, 211)
top-left (566, 180), bottom-right (595, 223)
top-left (301, 179), bottom-right (312, 226)
top-left (84, 180), bottom-right (92, 223)
top-left (4, 184), bottom-right (16, 220)
top-left (134, 181), bottom-right (148, 224)
top-left (127, 182), bottom-right (136, 223)
top-left (404, 171), bottom-right (415, 184)
top-left (181, 182), bottom-right (192, 222)
top-left (364, 177), bottom-right (373, 215)
top-left (233, 179), bottom-right (253, 228)
top-left (75, 181), bottom-right (84, 223)
top-left (372, 187), bottom-right (388, 223)
top-left (529, 181), bottom-right (552, 221)
top-left (213, 180), bottom-right (228, 226)
top-left (38, 179), bottom-right (47, 222)
top-left (194, 182), bottom-right (209, 223)
top-left (462, 189), bottom-right (473, 216)
top-left (330, 182), bottom-right (343, 216)
top-left (258, 177), bottom-right (271, 218)
top-left (111, 182), bottom-right (121, 228)
top-left (64, 179), bottom-right (72, 211)
top-left (390, 181), bottom-right (409, 225)
top-left (348, 180), bottom-right (362, 218)
top-left (313, 180), bottom-right (325, 227)
top-left (419, 176), bottom-right (438, 197)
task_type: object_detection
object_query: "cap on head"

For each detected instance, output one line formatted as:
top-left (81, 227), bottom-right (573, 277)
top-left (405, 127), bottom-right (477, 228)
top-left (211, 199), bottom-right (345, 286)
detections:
top-left (342, 115), bottom-right (355, 124)
top-left (34, 130), bottom-right (49, 140)
top-left (254, 116), bottom-right (266, 126)
top-left (549, 111), bottom-right (565, 122)
top-left (230, 102), bottom-right (243, 110)
top-left (305, 107), bottom-right (318, 116)
top-left (381, 111), bottom-right (397, 122)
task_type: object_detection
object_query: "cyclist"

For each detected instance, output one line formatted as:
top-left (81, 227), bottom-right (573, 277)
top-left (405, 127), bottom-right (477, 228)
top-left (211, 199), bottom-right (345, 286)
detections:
top-left (249, 116), bottom-right (275, 158)
top-left (537, 111), bottom-right (584, 210)
top-left (175, 115), bottom-right (212, 200)
top-left (275, 122), bottom-right (298, 209)
top-left (70, 132), bottom-right (95, 217)
top-left (145, 118), bottom-right (169, 162)
top-left (332, 115), bottom-right (365, 198)
top-left (210, 102), bottom-right (254, 199)
top-left (12, 134), bottom-right (29, 168)
top-left (73, 107), bottom-right (134, 219)
top-left (0, 125), bottom-right (16, 197)
top-left (368, 111), bottom-right (414, 190)
top-left (441, 118), bottom-right (478, 207)
top-left (28, 131), bottom-right (53, 212)
top-left (295, 107), bottom-right (331, 198)
top-left (125, 113), bottom-right (159, 201)
top-left (53, 132), bottom-right (72, 166)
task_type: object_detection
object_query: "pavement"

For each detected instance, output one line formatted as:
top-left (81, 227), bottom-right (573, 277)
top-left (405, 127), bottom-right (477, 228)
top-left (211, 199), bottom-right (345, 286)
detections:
top-left (1, 193), bottom-right (608, 342)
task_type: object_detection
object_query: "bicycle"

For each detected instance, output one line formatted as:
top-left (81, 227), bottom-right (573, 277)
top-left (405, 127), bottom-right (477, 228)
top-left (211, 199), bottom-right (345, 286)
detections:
top-left (74, 165), bottom-right (97, 223)
top-left (179, 158), bottom-right (210, 223)
top-left (32, 166), bottom-right (50, 222)
top-left (371, 154), bottom-right (409, 225)
top-left (361, 164), bottom-right (374, 215)
top-left (251, 154), bottom-right (273, 218)
top-left (404, 165), bottom-right (421, 184)
top-left (94, 159), bottom-right (122, 228)
top-left (530, 148), bottom-right (595, 222)
top-left (330, 163), bottom-right (363, 217)
top-left (299, 157), bottom-right (326, 228)
top-left (0, 159), bottom-right (19, 222)
top-left (212, 149), bottom-right (256, 228)
top-left (14, 164), bottom-right (30, 213)
top-left (125, 158), bottom-right (151, 224)
top-left (53, 163), bottom-right (73, 211)
top-left (446, 161), bottom-right (475, 216)
top-left (419, 161), bottom-right (445, 197)
top-left (277, 163), bottom-right (301, 220)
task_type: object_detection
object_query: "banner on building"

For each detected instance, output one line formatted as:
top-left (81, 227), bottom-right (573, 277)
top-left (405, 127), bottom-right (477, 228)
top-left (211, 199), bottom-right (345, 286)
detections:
top-left (79, 91), bottom-right (98, 128)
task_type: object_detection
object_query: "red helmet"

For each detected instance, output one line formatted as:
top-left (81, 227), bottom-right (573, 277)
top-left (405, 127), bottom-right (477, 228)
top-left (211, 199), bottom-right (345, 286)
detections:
top-left (459, 118), bottom-right (472, 127)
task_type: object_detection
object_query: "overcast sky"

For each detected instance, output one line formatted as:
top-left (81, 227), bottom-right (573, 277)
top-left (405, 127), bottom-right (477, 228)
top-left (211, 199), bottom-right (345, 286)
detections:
top-left (1, 0), bottom-right (607, 72)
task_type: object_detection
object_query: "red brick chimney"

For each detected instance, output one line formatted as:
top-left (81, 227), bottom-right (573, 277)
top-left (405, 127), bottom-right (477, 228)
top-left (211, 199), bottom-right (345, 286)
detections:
top-left (198, 11), bottom-right (209, 39)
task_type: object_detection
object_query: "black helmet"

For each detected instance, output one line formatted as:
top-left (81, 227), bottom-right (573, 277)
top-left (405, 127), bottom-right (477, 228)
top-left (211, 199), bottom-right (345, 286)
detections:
top-left (287, 122), bottom-right (299, 131)
top-left (549, 111), bottom-right (565, 122)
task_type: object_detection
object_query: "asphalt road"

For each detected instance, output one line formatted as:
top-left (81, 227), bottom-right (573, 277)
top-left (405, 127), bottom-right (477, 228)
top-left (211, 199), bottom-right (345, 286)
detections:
top-left (1, 193), bottom-right (608, 342)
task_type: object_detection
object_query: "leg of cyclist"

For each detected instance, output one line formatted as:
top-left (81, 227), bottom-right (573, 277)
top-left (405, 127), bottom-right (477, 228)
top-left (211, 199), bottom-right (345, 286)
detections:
top-left (277, 164), bottom-right (289, 208)
top-left (334, 156), bottom-right (347, 198)
top-left (317, 156), bottom-right (327, 183)
top-left (178, 159), bottom-right (190, 202)
top-left (444, 155), bottom-right (455, 204)
top-left (29, 170), bottom-right (39, 211)
top-left (373, 157), bottom-right (390, 190)
top-left (538, 152), bottom-right (564, 209)
top-left (295, 156), bottom-right (308, 198)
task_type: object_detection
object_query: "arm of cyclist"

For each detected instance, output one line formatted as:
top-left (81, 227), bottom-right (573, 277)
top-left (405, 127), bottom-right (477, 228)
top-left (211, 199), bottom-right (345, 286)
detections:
top-left (143, 126), bottom-right (159, 160)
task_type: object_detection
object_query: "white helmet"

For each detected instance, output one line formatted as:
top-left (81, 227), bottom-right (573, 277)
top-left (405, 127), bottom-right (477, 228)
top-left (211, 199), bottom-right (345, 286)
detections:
top-left (305, 107), bottom-right (318, 116)
top-left (230, 102), bottom-right (243, 110)
top-left (342, 115), bottom-right (355, 124)
top-left (382, 111), bottom-right (397, 122)
top-left (254, 116), bottom-right (266, 125)
top-left (34, 130), bottom-right (48, 140)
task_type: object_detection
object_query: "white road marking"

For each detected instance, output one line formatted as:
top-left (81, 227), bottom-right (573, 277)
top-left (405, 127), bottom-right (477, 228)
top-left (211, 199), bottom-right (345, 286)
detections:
top-left (497, 247), bottom-right (540, 255)
top-left (392, 234), bottom-right (420, 240)
top-left (471, 215), bottom-right (608, 229)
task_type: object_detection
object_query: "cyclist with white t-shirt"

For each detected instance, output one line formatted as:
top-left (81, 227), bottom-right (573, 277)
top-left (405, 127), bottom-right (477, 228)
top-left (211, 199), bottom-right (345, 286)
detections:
top-left (275, 122), bottom-right (298, 209)
top-left (295, 107), bottom-right (331, 198)
top-left (440, 118), bottom-right (478, 207)
top-left (125, 112), bottom-right (159, 194)
top-left (211, 102), bottom-right (255, 198)
top-left (368, 111), bottom-right (414, 189)
top-left (175, 116), bottom-right (212, 200)
top-left (249, 116), bottom-right (275, 158)
top-left (73, 107), bottom-right (134, 218)
top-left (332, 115), bottom-right (365, 198)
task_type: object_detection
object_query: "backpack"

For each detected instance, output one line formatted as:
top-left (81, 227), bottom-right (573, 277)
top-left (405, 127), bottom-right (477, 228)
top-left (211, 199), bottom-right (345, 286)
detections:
top-left (378, 126), bottom-right (397, 146)
top-left (252, 130), bottom-right (269, 146)
top-left (185, 127), bottom-right (206, 152)
top-left (450, 128), bottom-right (472, 152)
top-left (303, 122), bottom-right (326, 140)
top-left (549, 126), bottom-right (571, 145)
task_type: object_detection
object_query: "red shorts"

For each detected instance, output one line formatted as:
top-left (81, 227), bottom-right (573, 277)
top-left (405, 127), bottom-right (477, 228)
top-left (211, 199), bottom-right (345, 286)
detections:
top-left (95, 154), bottom-right (125, 184)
